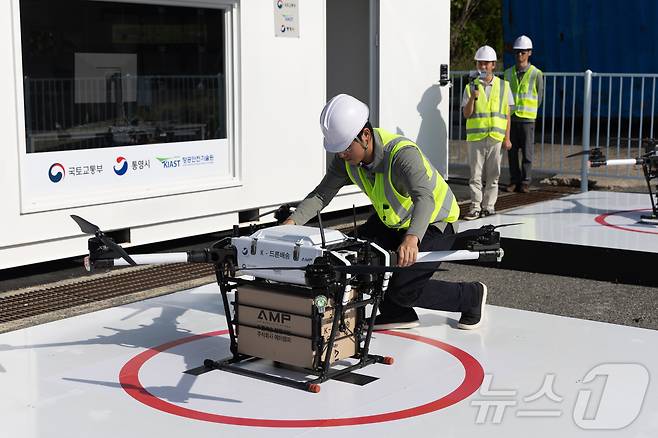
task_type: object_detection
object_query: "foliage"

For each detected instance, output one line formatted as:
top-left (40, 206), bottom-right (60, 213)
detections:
top-left (451, 0), bottom-right (503, 70)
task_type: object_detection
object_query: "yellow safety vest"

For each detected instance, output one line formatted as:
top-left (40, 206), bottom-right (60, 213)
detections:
top-left (504, 64), bottom-right (541, 120)
top-left (465, 76), bottom-right (511, 142)
top-left (345, 128), bottom-right (459, 229)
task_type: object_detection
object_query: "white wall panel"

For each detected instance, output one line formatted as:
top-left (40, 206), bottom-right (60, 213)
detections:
top-left (378, 0), bottom-right (451, 176)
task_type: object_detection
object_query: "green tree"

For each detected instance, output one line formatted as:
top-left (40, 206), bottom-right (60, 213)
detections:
top-left (451, 0), bottom-right (503, 70)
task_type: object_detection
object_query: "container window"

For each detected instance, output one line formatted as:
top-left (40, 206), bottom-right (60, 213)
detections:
top-left (19, 0), bottom-right (227, 153)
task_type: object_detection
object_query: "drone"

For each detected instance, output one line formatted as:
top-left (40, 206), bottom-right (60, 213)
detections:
top-left (568, 139), bottom-right (658, 225)
top-left (71, 210), bottom-right (509, 393)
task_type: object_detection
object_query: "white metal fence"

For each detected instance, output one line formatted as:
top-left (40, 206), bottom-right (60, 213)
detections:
top-left (23, 74), bottom-right (226, 153)
top-left (449, 70), bottom-right (657, 188)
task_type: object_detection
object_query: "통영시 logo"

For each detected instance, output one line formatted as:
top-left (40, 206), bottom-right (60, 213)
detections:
top-left (114, 156), bottom-right (128, 175)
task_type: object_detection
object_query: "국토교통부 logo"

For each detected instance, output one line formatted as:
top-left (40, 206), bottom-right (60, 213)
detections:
top-left (48, 163), bottom-right (65, 183)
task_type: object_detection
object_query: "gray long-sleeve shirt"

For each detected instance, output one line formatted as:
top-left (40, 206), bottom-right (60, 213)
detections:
top-left (289, 130), bottom-right (445, 241)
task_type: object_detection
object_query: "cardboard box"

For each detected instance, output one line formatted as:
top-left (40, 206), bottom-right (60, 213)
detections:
top-left (237, 325), bottom-right (356, 369)
top-left (238, 304), bottom-right (357, 338)
top-left (235, 284), bottom-right (359, 368)
top-left (237, 284), bottom-right (356, 316)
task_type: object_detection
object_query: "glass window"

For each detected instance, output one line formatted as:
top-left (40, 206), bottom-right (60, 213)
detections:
top-left (19, 0), bottom-right (227, 153)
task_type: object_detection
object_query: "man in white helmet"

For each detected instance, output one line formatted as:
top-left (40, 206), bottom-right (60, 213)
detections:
top-left (504, 35), bottom-right (543, 193)
top-left (461, 45), bottom-right (515, 220)
top-left (283, 93), bottom-right (487, 330)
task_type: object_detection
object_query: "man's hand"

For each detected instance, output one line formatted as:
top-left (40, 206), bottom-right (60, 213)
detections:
top-left (503, 138), bottom-right (512, 150)
top-left (397, 234), bottom-right (419, 267)
top-left (282, 218), bottom-right (296, 225)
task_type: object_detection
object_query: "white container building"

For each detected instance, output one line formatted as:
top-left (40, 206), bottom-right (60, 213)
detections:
top-left (0, 0), bottom-right (451, 269)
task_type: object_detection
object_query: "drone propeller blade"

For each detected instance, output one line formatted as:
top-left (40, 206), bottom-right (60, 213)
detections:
top-left (565, 150), bottom-right (592, 158)
top-left (566, 147), bottom-right (605, 159)
top-left (257, 203), bottom-right (298, 222)
top-left (99, 238), bottom-right (137, 266)
top-left (493, 222), bottom-right (524, 229)
top-left (71, 214), bottom-right (100, 235)
top-left (71, 215), bottom-right (137, 266)
top-left (449, 222), bottom-right (522, 244)
top-left (458, 222), bottom-right (523, 237)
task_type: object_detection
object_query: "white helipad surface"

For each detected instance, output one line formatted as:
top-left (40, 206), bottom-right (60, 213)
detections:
top-left (461, 191), bottom-right (658, 253)
top-left (1, 283), bottom-right (657, 437)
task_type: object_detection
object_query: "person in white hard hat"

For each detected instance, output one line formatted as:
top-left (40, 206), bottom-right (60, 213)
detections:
top-left (504, 35), bottom-right (543, 193)
top-left (461, 45), bottom-right (515, 220)
top-left (283, 94), bottom-right (488, 330)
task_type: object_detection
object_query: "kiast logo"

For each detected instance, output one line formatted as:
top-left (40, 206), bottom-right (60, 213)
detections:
top-left (156, 156), bottom-right (181, 168)
top-left (114, 156), bottom-right (128, 175)
top-left (48, 163), bottom-right (65, 183)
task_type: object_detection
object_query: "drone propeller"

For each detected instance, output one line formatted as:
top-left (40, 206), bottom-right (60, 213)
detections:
top-left (453, 222), bottom-right (523, 239)
top-left (565, 149), bottom-right (594, 158)
top-left (71, 214), bottom-right (101, 235)
top-left (491, 222), bottom-right (524, 229)
top-left (256, 203), bottom-right (299, 223)
top-left (566, 147), bottom-right (607, 161)
top-left (71, 215), bottom-right (137, 266)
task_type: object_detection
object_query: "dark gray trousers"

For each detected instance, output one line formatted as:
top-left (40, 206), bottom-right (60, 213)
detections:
top-left (356, 214), bottom-right (478, 318)
top-left (509, 121), bottom-right (535, 184)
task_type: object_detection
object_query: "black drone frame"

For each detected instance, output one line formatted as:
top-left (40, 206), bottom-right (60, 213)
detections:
top-left (568, 139), bottom-right (658, 224)
top-left (71, 212), bottom-right (507, 393)
top-left (202, 240), bottom-right (395, 393)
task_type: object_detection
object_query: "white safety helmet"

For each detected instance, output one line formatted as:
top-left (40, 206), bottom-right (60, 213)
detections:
top-left (513, 35), bottom-right (533, 50)
top-left (474, 45), bottom-right (497, 62)
top-left (320, 94), bottom-right (369, 153)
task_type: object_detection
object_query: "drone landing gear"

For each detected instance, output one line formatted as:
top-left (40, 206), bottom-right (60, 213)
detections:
top-left (640, 158), bottom-right (658, 226)
top-left (201, 352), bottom-right (393, 393)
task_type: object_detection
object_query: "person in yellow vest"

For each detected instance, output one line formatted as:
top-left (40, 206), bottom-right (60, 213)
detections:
top-left (504, 35), bottom-right (543, 193)
top-left (462, 45), bottom-right (515, 220)
top-left (283, 94), bottom-right (487, 330)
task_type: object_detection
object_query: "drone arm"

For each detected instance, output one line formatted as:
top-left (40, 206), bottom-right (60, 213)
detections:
top-left (86, 252), bottom-right (196, 271)
top-left (416, 248), bottom-right (504, 263)
top-left (416, 250), bottom-right (477, 263)
top-left (601, 158), bottom-right (642, 167)
top-left (112, 253), bottom-right (191, 266)
top-left (85, 247), bottom-right (235, 271)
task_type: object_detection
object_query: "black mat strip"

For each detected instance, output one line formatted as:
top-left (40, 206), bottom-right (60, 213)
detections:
top-left (183, 365), bottom-right (215, 376)
top-left (332, 372), bottom-right (379, 386)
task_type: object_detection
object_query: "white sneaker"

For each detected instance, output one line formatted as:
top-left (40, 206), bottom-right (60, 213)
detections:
top-left (463, 208), bottom-right (481, 221)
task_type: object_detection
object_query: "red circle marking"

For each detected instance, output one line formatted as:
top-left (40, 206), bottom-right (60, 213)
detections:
top-left (120, 329), bottom-right (484, 427)
top-left (595, 208), bottom-right (658, 235)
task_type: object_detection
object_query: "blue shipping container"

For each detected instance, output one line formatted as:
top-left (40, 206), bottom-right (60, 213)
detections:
top-left (502, 0), bottom-right (658, 74)
top-left (502, 0), bottom-right (658, 126)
